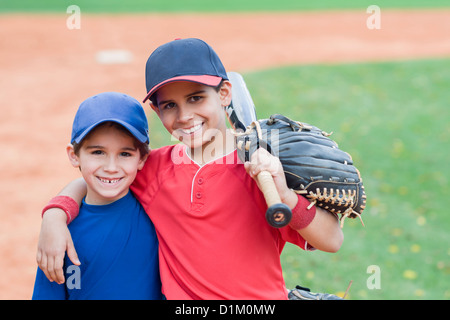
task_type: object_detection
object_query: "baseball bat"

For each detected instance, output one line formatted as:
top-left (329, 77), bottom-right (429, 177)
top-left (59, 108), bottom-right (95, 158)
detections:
top-left (226, 72), bottom-right (292, 228)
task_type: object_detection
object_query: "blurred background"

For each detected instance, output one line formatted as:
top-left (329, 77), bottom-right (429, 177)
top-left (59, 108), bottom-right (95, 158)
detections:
top-left (0, 0), bottom-right (448, 299)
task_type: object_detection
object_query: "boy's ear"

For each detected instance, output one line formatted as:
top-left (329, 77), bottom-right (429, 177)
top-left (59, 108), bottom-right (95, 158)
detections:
top-left (219, 80), bottom-right (232, 107)
top-left (66, 144), bottom-right (80, 168)
top-left (137, 153), bottom-right (149, 171)
top-left (150, 102), bottom-right (161, 117)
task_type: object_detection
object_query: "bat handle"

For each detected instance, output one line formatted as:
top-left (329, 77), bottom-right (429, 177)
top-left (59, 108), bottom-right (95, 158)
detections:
top-left (256, 171), bottom-right (292, 228)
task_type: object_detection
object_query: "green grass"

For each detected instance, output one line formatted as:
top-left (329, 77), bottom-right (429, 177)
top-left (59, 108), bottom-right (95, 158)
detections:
top-left (1, 0), bottom-right (449, 13)
top-left (239, 59), bottom-right (450, 300)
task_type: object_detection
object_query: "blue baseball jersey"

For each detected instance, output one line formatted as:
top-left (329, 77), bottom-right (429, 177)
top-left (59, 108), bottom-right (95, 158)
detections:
top-left (32, 191), bottom-right (162, 300)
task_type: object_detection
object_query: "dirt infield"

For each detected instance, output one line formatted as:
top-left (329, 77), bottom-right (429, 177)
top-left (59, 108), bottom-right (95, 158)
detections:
top-left (1, 9), bottom-right (449, 300)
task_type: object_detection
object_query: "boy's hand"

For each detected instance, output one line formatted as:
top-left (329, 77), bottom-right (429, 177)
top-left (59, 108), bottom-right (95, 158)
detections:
top-left (244, 148), bottom-right (343, 251)
top-left (244, 148), bottom-right (298, 208)
top-left (36, 208), bottom-right (80, 284)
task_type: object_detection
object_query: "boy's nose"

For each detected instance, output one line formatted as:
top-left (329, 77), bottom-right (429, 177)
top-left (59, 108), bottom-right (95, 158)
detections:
top-left (104, 156), bottom-right (119, 172)
top-left (177, 106), bottom-right (194, 123)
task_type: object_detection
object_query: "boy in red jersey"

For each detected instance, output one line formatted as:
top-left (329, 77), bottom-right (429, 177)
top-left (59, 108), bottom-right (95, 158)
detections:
top-left (37, 38), bottom-right (343, 299)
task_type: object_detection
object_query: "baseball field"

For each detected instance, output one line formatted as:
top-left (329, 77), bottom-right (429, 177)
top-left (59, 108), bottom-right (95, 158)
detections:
top-left (0, 1), bottom-right (449, 300)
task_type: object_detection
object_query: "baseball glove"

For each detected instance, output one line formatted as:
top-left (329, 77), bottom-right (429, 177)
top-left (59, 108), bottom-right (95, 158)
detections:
top-left (288, 285), bottom-right (344, 300)
top-left (235, 114), bottom-right (366, 228)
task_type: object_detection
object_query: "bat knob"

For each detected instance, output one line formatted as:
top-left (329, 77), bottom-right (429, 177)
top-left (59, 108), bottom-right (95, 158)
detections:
top-left (266, 203), bottom-right (292, 228)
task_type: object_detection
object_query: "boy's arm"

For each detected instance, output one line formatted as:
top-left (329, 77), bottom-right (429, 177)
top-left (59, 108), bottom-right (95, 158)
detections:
top-left (285, 194), bottom-right (343, 252)
top-left (244, 148), bottom-right (343, 252)
top-left (36, 178), bottom-right (86, 284)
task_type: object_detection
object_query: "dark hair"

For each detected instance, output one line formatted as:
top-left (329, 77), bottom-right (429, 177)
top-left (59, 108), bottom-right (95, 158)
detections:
top-left (72, 122), bottom-right (149, 158)
top-left (149, 79), bottom-right (226, 107)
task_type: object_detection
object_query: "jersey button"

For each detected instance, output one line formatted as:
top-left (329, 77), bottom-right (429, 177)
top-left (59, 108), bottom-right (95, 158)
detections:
top-left (198, 178), bottom-right (204, 185)
top-left (195, 192), bottom-right (202, 199)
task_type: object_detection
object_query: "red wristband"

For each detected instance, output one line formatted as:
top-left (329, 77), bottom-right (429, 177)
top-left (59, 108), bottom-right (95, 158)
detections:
top-left (42, 196), bottom-right (79, 224)
top-left (288, 195), bottom-right (317, 230)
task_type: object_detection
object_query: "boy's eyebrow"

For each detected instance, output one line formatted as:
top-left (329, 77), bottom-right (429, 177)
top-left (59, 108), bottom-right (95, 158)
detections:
top-left (85, 145), bottom-right (105, 150)
top-left (121, 146), bottom-right (138, 151)
top-left (187, 90), bottom-right (206, 97)
top-left (158, 89), bottom-right (207, 106)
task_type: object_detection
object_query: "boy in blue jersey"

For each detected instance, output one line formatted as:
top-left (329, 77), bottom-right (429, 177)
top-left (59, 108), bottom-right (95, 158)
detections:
top-left (32, 92), bottom-right (162, 300)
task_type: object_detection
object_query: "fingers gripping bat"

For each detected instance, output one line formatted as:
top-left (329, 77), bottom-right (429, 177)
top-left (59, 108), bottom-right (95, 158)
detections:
top-left (226, 72), bottom-right (292, 228)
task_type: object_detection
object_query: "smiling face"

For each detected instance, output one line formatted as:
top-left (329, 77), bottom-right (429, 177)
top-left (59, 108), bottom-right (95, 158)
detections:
top-left (67, 123), bottom-right (147, 205)
top-left (150, 81), bottom-right (232, 155)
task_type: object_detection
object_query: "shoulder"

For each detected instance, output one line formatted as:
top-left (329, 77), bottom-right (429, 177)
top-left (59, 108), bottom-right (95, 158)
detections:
top-left (153, 144), bottom-right (179, 157)
top-left (136, 145), bottom-right (179, 179)
top-left (148, 144), bottom-right (179, 166)
top-left (131, 144), bottom-right (182, 202)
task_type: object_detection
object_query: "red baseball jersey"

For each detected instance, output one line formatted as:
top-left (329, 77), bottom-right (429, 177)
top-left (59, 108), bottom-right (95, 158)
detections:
top-left (131, 144), bottom-right (312, 299)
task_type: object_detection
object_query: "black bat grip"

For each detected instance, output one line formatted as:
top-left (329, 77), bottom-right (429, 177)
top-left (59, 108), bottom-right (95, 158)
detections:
top-left (266, 203), bottom-right (292, 228)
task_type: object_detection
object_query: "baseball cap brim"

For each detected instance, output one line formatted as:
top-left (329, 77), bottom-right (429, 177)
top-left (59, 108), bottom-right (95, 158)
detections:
top-left (142, 74), bottom-right (223, 103)
top-left (73, 119), bottom-right (149, 144)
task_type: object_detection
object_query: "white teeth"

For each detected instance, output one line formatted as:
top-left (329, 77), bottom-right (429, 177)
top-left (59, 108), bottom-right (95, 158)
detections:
top-left (99, 177), bottom-right (120, 184)
top-left (181, 123), bottom-right (202, 134)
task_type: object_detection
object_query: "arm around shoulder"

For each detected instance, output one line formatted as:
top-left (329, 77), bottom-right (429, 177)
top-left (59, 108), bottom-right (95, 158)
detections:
top-left (37, 178), bottom-right (86, 284)
top-left (42, 177), bottom-right (87, 222)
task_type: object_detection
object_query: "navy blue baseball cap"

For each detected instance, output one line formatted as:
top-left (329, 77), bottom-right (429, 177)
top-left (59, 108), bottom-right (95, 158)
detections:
top-left (143, 38), bottom-right (228, 103)
top-left (71, 92), bottom-right (149, 144)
